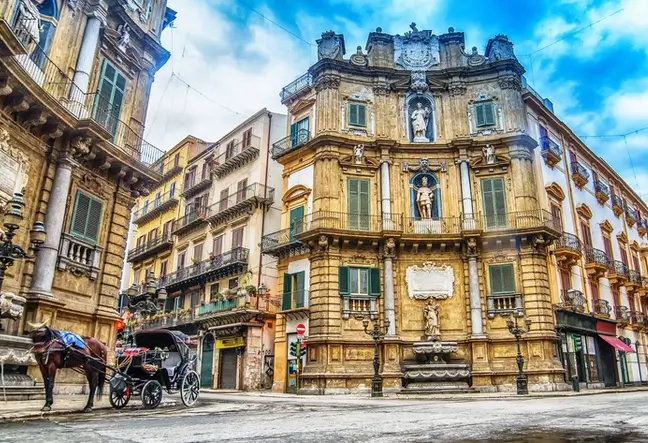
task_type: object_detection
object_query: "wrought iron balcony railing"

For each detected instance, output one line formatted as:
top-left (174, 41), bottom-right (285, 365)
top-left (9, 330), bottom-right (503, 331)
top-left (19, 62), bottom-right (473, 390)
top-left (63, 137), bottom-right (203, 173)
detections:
top-left (630, 311), bottom-right (647, 328)
top-left (486, 293), bottom-right (523, 318)
top-left (612, 195), bottom-right (625, 216)
top-left (181, 175), bottom-right (212, 199)
top-left (592, 299), bottom-right (612, 316)
top-left (198, 297), bottom-right (238, 316)
top-left (472, 209), bottom-right (560, 234)
top-left (559, 289), bottom-right (586, 312)
top-left (271, 128), bottom-right (310, 159)
top-left (133, 190), bottom-right (179, 224)
top-left (172, 206), bottom-right (208, 235)
top-left (280, 72), bottom-right (312, 103)
top-left (260, 227), bottom-right (305, 255)
top-left (404, 216), bottom-right (462, 235)
top-left (555, 232), bottom-right (583, 253)
top-left (594, 180), bottom-right (610, 204)
top-left (158, 247), bottom-right (249, 290)
top-left (281, 290), bottom-right (309, 311)
top-left (628, 270), bottom-right (643, 285)
top-left (615, 305), bottom-right (631, 322)
top-left (298, 211), bottom-right (403, 235)
top-left (212, 134), bottom-right (261, 178)
top-left (608, 260), bottom-right (629, 278)
top-left (570, 161), bottom-right (590, 187)
top-left (539, 136), bottom-right (562, 167)
top-left (206, 183), bottom-right (274, 225)
top-left (639, 218), bottom-right (648, 236)
top-left (127, 233), bottom-right (173, 262)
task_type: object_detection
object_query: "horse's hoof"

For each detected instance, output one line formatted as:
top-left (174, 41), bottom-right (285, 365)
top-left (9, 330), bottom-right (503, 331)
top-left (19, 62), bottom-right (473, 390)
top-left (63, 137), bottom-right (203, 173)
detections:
top-left (82, 407), bottom-right (92, 413)
top-left (41, 406), bottom-right (51, 412)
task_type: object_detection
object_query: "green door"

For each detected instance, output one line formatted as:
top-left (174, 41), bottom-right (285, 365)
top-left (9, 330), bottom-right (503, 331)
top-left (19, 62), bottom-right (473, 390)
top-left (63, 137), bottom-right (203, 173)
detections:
top-left (481, 178), bottom-right (507, 230)
top-left (93, 60), bottom-right (126, 136)
top-left (289, 206), bottom-right (304, 240)
top-left (200, 335), bottom-right (215, 388)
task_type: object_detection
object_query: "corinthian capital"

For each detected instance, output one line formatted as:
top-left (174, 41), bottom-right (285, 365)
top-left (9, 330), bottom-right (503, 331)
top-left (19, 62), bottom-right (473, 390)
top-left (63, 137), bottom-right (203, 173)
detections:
top-left (85, 0), bottom-right (108, 26)
top-left (314, 75), bottom-right (341, 92)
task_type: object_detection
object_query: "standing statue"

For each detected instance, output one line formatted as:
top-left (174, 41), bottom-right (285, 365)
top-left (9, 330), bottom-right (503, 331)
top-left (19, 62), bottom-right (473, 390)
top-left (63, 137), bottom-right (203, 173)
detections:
top-left (117, 24), bottom-right (131, 53)
top-left (353, 144), bottom-right (364, 164)
top-left (424, 301), bottom-right (440, 339)
top-left (414, 176), bottom-right (437, 219)
top-left (17, 0), bottom-right (42, 54)
top-left (483, 144), bottom-right (496, 164)
top-left (410, 102), bottom-right (430, 141)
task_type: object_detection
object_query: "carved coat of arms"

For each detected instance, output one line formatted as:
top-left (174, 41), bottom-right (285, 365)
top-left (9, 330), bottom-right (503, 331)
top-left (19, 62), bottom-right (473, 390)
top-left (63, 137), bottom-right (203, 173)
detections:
top-left (394, 23), bottom-right (439, 70)
top-left (317, 31), bottom-right (343, 60)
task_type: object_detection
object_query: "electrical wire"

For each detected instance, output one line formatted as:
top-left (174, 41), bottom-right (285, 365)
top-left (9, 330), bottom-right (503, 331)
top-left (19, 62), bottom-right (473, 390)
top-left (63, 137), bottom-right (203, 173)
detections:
top-left (172, 74), bottom-right (243, 116)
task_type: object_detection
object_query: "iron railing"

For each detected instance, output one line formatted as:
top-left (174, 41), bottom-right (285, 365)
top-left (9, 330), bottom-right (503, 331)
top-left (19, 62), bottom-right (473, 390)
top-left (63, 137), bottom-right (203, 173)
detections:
top-left (612, 195), bottom-right (625, 211)
top-left (628, 270), bottom-right (643, 285)
top-left (584, 247), bottom-right (608, 267)
top-left (181, 175), bottom-right (212, 198)
top-left (594, 180), bottom-right (610, 199)
top-left (280, 72), bottom-right (312, 102)
top-left (630, 311), bottom-right (647, 327)
top-left (471, 209), bottom-right (559, 233)
top-left (592, 299), bottom-right (612, 316)
top-left (158, 247), bottom-right (249, 289)
top-left (133, 190), bottom-right (178, 222)
top-left (299, 211), bottom-right (403, 234)
top-left (172, 206), bottom-right (208, 233)
top-left (626, 206), bottom-right (639, 223)
top-left (560, 289), bottom-right (585, 312)
top-left (570, 161), bottom-right (590, 182)
top-left (260, 227), bottom-right (303, 252)
top-left (615, 305), bottom-right (631, 322)
top-left (539, 136), bottom-right (562, 158)
top-left (198, 297), bottom-right (238, 316)
top-left (608, 260), bottom-right (629, 278)
top-left (404, 216), bottom-right (461, 235)
top-left (127, 233), bottom-right (173, 261)
top-left (555, 232), bottom-right (582, 253)
top-left (271, 128), bottom-right (310, 159)
top-left (486, 293), bottom-right (524, 318)
top-left (281, 290), bottom-right (309, 311)
top-left (212, 134), bottom-right (261, 177)
top-left (151, 154), bottom-right (183, 177)
top-left (206, 183), bottom-right (275, 220)
top-left (639, 218), bottom-right (648, 234)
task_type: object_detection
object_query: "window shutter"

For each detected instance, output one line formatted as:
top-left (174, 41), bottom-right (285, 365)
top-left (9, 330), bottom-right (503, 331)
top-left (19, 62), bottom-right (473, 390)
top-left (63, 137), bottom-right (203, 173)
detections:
top-left (474, 104), bottom-right (485, 127)
top-left (212, 235), bottom-right (222, 256)
top-left (71, 192), bottom-right (90, 237)
top-left (492, 178), bottom-right (506, 223)
top-left (359, 179), bottom-right (370, 230)
top-left (85, 197), bottom-right (102, 242)
top-left (338, 266), bottom-right (350, 295)
top-left (489, 265), bottom-right (515, 294)
top-left (369, 267), bottom-right (381, 297)
top-left (484, 103), bottom-right (495, 126)
top-left (358, 105), bottom-right (367, 127)
top-left (282, 273), bottom-right (292, 310)
top-left (170, 182), bottom-right (176, 198)
top-left (349, 104), bottom-right (358, 126)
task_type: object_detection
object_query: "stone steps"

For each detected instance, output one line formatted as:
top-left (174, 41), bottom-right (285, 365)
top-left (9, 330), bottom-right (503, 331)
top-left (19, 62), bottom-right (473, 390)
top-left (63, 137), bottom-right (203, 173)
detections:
top-left (0, 386), bottom-right (45, 401)
top-left (399, 388), bottom-right (476, 395)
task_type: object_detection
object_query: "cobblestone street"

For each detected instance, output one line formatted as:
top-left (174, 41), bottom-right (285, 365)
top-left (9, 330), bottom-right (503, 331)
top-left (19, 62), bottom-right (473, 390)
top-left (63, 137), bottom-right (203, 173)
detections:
top-left (1, 391), bottom-right (647, 442)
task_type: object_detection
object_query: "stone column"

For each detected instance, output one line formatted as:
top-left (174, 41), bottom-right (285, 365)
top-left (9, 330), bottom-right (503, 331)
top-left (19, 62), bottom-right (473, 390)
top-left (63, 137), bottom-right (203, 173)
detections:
top-left (29, 155), bottom-right (76, 298)
top-left (459, 159), bottom-right (475, 230)
top-left (380, 160), bottom-right (392, 227)
top-left (466, 240), bottom-right (484, 338)
top-left (383, 242), bottom-right (396, 336)
top-left (508, 141), bottom-right (539, 213)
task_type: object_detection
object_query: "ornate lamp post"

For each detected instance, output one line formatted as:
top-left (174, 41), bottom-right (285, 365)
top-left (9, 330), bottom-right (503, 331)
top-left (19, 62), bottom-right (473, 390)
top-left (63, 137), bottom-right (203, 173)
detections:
top-left (362, 313), bottom-right (390, 398)
top-left (126, 270), bottom-right (166, 317)
top-left (506, 314), bottom-right (532, 395)
top-left (0, 193), bottom-right (46, 295)
top-left (257, 282), bottom-right (266, 309)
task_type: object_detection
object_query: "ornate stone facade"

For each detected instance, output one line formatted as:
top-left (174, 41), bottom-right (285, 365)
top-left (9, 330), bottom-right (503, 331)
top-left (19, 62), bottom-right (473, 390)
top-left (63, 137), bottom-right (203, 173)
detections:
top-left (264, 26), bottom-right (568, 394)
top-left (0, 0), bottom-right (173, 386)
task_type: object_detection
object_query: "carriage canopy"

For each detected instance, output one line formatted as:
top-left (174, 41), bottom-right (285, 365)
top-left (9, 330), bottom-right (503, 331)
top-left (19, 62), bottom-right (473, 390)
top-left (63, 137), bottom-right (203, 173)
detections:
top-left (133, 329), bottom-right (193, 361)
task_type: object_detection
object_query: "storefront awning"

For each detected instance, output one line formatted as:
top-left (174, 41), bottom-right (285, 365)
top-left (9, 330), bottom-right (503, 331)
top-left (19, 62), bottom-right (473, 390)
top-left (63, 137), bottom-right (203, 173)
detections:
top-left (598, 334), bottom-right (635, 353)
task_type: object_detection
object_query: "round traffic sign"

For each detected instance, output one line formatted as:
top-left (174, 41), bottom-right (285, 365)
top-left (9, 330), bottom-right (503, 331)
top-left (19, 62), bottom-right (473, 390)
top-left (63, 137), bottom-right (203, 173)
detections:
top-left (296, 323), bottom-right (306, 335)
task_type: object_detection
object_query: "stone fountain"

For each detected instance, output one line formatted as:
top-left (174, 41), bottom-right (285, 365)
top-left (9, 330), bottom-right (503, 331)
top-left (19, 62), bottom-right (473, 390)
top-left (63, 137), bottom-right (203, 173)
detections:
top-left (401, 301), bottom-right (472, 393)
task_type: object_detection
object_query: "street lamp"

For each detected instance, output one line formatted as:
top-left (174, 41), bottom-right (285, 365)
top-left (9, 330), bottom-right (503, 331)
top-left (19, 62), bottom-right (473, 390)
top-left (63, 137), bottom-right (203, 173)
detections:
top-left (127, 270), bottom-right (161, 317)
top-left (361, 313), bottom-right (390, 398)
top-left (0, 192), bottom-right (46, 293)
top-left (506, 314), bottom-right (532, 395)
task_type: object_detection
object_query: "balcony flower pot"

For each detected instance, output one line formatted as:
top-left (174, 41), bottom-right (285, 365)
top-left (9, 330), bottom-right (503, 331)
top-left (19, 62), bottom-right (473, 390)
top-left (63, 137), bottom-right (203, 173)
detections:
top-left (245, 285), bottom-right (257, 295)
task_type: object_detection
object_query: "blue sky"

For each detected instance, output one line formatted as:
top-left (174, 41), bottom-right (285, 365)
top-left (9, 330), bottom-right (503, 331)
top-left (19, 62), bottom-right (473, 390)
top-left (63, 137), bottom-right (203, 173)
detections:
top-left (145, 0), bottom-right (648, 195)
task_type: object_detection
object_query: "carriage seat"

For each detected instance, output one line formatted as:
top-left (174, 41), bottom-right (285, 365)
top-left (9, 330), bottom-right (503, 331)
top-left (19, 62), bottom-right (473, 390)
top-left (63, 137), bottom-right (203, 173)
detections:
top-left (163, 351), bottom-right (182, 379)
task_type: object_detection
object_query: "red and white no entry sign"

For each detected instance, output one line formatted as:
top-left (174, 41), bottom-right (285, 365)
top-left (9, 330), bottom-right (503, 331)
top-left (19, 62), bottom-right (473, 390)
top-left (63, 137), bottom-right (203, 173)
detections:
top-left (296, 323), bottom-right (306, 335)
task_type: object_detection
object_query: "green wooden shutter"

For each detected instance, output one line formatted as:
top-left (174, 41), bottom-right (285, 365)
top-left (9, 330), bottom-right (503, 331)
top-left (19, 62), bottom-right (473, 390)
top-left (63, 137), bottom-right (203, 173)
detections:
top-left (474, 104), bottom-right (485, 127)
top-left (94, 60), bottom-right (126, 135)
top-left (348, 179), bottom-right (370, 230)
top-left (359, 179), bottom-right (370, 230)
top-left (85, 198), bottom-right (103, 242)
top-left (348, 104), bottom-right (358, 126)
top-left (289, 205), bottom-right (305, 240)
top-left (489, 264), bottom-right (516, 294)
top-left (481, 178), bottom-right (506, 229)
top-left (70, 191), bottom-right (103, 243)
top-left (358, 105), bottom-right (366, 127)
top-left (282, 273), bottom-right (292, 310)
top-left (294, 271), bottom-right (305, 308)
top-left (369, 267), bottom-right (381, 297)
top-left (484, 102), bottom-right (495, 126)
top-left (338, 266), bottom-right (350, 295)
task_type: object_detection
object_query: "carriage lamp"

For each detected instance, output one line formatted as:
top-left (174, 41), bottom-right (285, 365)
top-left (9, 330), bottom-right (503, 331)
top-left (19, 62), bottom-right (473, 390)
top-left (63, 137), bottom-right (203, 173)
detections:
top-left (507, 314), bottom-right (532, 395)
top-left (3, 193), bottom-right (25, 230)
top-left (127, 284), bottom-right (138, 298)
top-left (29, 221), bottom-right (46, 250)
top-left (145, 275), bottom-right (157, 298)
top-left (258, 283), bottom-right (267, 297)
top-left (157, 287), bottom-right (167, 301)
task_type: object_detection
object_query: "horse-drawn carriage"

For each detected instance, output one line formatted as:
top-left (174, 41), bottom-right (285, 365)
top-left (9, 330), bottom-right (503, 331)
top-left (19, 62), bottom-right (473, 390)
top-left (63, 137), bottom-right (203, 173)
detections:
top-left (109, 329), bottom-right (201, 409)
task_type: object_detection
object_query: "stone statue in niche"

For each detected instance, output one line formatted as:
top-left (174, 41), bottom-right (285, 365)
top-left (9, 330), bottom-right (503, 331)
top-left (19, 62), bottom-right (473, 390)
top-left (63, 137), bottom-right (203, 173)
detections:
top-left (117, 24), bottom-right (131, 53)
top-left (424, 301), bottom-right (440, 339)
top-left (414, 176), bottom-right (437, 219)
top-left (17, 0), bottom-right (42, 54)
top-left (354, 144), bottom-right (364, 164)
top-left (411, 103), bottom-right (430, 141)
top-left (483, 144), bottom-right (496, 164)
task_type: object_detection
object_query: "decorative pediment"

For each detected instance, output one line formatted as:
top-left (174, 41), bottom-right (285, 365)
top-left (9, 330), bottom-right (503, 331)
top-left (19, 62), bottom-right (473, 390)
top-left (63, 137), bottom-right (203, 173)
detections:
top-left (402, 158), bottom-right (447, 173)
top-left (282, 184), bottom-right (312, 206)
top-left (617, 231), bottom-right (628, 243)
top-left (545, 182), bottom-right (566, 201)
top-left (391, 74), bottom-right (447, 92)
top-left (339, 144), bottom-right (379, 175)
top-left (289, 98), bottom-right (316, 115)
top-left (599, 220), bottom-right (614, 233)
top-left (630, 240), bottom-right (641, 251)
top-left (576, 204), bottom-right (592, 220)
top-left (469, 145), bottom-right (510, 176)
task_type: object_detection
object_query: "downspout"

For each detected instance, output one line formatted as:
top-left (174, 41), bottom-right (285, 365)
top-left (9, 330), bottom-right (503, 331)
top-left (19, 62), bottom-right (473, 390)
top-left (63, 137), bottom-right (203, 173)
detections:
top-left (257, 111), bottom-right (273, 310)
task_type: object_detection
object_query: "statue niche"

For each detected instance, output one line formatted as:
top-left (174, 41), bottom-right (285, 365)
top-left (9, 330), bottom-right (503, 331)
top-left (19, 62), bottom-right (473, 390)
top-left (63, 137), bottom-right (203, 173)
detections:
top-left (409, 173), bottom-right (441, 234)
top-left (407, 95), bottom-right (434, 142)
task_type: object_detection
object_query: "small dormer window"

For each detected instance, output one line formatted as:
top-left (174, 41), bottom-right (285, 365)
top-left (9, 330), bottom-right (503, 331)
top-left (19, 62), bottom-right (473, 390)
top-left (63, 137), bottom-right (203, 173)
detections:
top-left (474, 102), bottom-right (496, 128)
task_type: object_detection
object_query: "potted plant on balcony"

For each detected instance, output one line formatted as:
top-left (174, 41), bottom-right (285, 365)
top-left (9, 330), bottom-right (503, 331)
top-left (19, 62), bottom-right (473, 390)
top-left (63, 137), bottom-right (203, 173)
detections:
top-left (245, 285), bottom-right (257, 295)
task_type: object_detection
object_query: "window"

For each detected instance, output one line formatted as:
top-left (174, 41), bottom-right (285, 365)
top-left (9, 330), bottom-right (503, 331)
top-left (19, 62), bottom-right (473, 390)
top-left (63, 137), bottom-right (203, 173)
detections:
top-left (289, 205), bottom-right (305, 240)
top-left (348, 179), bottom-right (370, 230)
top-left (219, 188), bottom-right (229, 212)
top-left (160, 260), bottom-right (168, 277)
top-left (481, 178), bottom-right (507, 229)
top-left (147, 228), bottom-right (158, 243)
top-left (173, 295), bottom-right (182, 312)
top-left (580, 221), bottom-right (593, 247)
top-left (177, 251), bottom-right (186, 270)
top-left (70, 191), bottom-right (103, 243)
top-left (488, 264), bottom-right (515, 294)
top-left (190, 290), bottom-right (201, 308)
top-left (201, 162), bottom-right (209, 180)
top-left (338, 266), bottom-right (380, 297)
top-left (228, 278), bottom-right (238, 289)
top-left (242, 128), bottom-right (252, 148)
top-left (163, 220), bottom-right (173, 238)
top-left (225, 140), bottom-right (236, 159)
top-left (193, 243), bottom-right (203, 262)
top-left (632, 255), bottom-right (641, 272)
top-left (210, 283), bottom-right (220, 297)
top-left (538, 125), bottom-right (548, 139)
top-left (282, 271), bottom-right (306, 310)
top-left (603, 235), bottom-right (613, 259)
top-left (589, 281), bottom-right (600, 303)
top-left (184, 167), bottom-right (196, 189)
top-left (289, 117), bottom-right (309, 148)
top-left (154, 192), bottom-right (161, 207)
top-left (231, 227), bottom-right (244, 249)
top-left (236, 179), bottom-right (248, 203)
top-left (212, 235), bottom-right (223, 256)
top-left (169, 182), bottom-right (176, 198)
top-left (559, 268), bottom-right (571, 291)
top-left (94, 60), bottom-right (126, 135)
top-left (142, 200), bottom-right (149, 214)
top-left (136, 235), bottom-right (145, 247)
top-left (133, 269), bottom-right (141, 286)
top-left (174, 153), bottom-right (180, 167)
top-left (348, 103), bottom-right (367, 127)
top-left (474, 102), bottom-right (495, 128)
top-left (619, 245), bottom-right (628, 266)
top-left (551, 203), bottom-right (563, 231)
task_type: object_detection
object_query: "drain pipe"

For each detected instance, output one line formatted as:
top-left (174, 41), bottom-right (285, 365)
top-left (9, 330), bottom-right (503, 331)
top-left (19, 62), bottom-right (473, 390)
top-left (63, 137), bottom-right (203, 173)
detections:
top-left (257, 111), bottom-right (273, 310)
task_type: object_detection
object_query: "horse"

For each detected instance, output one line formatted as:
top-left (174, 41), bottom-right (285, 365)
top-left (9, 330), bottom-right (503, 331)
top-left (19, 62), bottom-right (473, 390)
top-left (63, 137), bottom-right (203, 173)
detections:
top-left (26, 321), bottom-right (108, 413)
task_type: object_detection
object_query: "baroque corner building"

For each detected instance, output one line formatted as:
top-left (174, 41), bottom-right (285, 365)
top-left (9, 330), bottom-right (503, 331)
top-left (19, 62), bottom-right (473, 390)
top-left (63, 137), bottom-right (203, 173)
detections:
top-left (264, 24), bottom-right (570, 394)
top-left (0, 0), bottom-right (174, 386)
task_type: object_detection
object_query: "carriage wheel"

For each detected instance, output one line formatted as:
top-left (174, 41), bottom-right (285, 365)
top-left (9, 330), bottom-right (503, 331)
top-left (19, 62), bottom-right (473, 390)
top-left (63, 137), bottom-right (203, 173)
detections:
top-left (180, 370), bottom-right (200, 407)
top-left (109, 384), bottom-right (131, 409)
top-left (141, 380), bottom-right (163, 409)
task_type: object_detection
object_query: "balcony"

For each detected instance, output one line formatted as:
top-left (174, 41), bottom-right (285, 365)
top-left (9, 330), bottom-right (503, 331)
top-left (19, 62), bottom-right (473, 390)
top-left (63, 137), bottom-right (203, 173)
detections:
top-left (404, 217), bottom-right (461, 236)
top-left (261, 227), bottom-right (307, 258)
top-left (607, 260), bottom-right (629, 285)
top-left (473, 209), bottom-right (560, 237)
top-left (296, 211), bottom-right (403, 242)
top-left (486, 293), bottom-right (524, 319)
top-left (625, 207), bottom-right (638, 228)
top-left (181, 175), bottom-right (212, 199)
top-left (205, 183), bottom-right (275, 226)
top-left (554, 233), bottom-right (583, 267)
top-left (611, 195), bottom-right (624, 217)
top-left (558, 289), bottom-right (586, 313)
top-left (271, 128), bottom-right (310, 160)
top-left (570, 161), bottom-right (590, 188)
top-left (280, 72), bottom-right (312, 104)
top-left (198, 298), bottom-right (238, 316)
top-left (172, 206), bottom-right (208, 237)
top-left (629, 312), bottom-right (647, 331)
top-left (281, 290), bottom-right (309, 312)
top-left (57, 233), bottom-right (103, 281)
top-left (539, 136), bottom-right (563, 168)
top-left (638, 218), bottom-right (647, 237)
top-left (591, 299), bottom-right (612, 317)
top-left (158, 247), bottom-right (249, 291)
top-left (137, 309), bottom-right (196, 332)
top-left (626, 270), bottom-right (643, 293)
top-left (594, 180), bottom-right (610, 205)
top-left (615, 305), bottom-right (631, 324)
top-left (151, 156), bottom-right (183, 180)
top-left (127, 234), bottom-right (173, 263)
top-left (133, 191), bottom-right (179, 225)
top-left (584, 247), bottom-right (609, 278)
top-left (212, 136), bottom-right (261, 179)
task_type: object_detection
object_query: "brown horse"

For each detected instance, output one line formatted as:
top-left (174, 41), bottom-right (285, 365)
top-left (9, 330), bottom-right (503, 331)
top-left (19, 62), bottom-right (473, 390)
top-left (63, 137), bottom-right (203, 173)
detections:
top-left (27, 321), bottom-right (108, 412)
